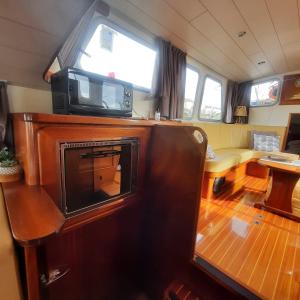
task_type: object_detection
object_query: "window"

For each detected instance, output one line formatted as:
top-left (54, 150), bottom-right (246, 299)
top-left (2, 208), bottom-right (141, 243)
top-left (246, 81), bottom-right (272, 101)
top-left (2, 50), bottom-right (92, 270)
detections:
top-left (199, 77), bottom-right (222, 121)
top-left (250, 79), bottom-right (280, 107)
top-left (78, 23), bottom-right (157, 90)
top-left (184, 67), bottom-right (199, 119)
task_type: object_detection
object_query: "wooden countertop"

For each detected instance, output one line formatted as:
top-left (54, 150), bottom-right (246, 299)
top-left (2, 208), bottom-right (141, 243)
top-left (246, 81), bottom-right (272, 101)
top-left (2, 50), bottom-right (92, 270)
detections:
top-left (12, 112), bottom-right (189, 127)
top-left (2, 182), bottom-right (64, 246)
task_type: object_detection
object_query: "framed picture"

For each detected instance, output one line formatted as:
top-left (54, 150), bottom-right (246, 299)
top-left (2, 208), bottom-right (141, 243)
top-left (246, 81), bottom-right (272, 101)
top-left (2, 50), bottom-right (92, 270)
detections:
top-left (280, 74), bottom-right (300, 105)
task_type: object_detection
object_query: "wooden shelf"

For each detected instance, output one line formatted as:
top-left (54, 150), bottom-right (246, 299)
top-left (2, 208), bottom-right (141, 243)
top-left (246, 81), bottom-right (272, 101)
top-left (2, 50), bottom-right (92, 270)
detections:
top-left (2, 181), bottom-right (141, 245)
top-left (2, 181), bottom-right (65, 246)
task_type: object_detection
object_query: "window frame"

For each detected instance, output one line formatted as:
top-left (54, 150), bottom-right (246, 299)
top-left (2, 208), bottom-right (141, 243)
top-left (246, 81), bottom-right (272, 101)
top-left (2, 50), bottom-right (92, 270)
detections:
top-left (250, 77), bottom-right (281, 108)
top-left (76, 16), bottom-right (157, 93)
top-left (183, 65), bottom-right (201, 120)
top-left (198, 75), bottom-right (224, 122)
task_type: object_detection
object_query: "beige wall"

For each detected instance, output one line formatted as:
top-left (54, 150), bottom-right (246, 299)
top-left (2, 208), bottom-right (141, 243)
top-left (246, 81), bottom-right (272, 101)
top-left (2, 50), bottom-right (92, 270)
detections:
top-left (7, 85), bottom-right (156, 118)
top-left (7, 85), bottom-right (52, 113)
top-left (194, 121), bottom-right (286, 150)
top-left (249, 104), bottom-right (300, 127)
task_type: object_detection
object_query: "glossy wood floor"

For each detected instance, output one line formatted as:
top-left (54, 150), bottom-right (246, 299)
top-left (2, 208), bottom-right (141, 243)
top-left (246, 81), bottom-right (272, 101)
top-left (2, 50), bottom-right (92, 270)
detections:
top-left (194, 176), bottom-right (300, 300)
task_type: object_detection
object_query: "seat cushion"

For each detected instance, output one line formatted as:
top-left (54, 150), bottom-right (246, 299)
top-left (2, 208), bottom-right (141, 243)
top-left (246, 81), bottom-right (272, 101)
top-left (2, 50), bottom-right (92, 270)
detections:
top-left (205, 148), bottom-right (253, 173)
top-left (292, 179), bottom-right (300, 211)
top-left (205, 148), bottom-right (299, 173)
top-left (225, 148), bottom-right (254, 163)
top-left (293, 208), bottom-right (300, 217)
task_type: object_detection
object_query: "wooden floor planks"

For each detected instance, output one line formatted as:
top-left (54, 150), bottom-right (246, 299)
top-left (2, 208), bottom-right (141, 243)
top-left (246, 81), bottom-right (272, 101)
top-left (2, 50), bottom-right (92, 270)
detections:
top-left (194, 176), bottom-right (300, 299)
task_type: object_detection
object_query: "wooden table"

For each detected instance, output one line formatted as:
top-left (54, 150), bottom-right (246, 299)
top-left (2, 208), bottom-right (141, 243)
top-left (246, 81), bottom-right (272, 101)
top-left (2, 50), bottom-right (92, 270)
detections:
top-left (256, 159), bottom-right (300, 220)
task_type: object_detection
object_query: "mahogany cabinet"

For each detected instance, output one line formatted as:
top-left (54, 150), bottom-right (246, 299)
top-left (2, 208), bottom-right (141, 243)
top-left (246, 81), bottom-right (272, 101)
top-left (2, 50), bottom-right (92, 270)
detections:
top-left (1, 113), bottom-right (236, 300)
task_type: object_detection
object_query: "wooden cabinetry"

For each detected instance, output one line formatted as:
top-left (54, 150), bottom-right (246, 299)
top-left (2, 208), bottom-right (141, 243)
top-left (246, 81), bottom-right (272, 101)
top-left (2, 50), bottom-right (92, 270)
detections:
top-left (2, 113), bottom-right (215, 300)
top-left (40, 205), bottom-right (142, 300)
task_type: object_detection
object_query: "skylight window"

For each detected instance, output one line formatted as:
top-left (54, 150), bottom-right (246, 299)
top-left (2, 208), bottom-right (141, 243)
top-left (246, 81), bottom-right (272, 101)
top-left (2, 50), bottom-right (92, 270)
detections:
top-left (78, 23), bottom-right (157, 90)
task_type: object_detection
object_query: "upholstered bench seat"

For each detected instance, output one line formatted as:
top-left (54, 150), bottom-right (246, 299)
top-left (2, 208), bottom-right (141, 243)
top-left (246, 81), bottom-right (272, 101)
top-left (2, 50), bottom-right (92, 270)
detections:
top-left (205, 148), bottom-right (253, 173)
top-left (205, 148), bottom-right (299, 173)
top-left (292, 181), bottom-right (300, 217)
top-left (203, 147), bottom-right (299, 200)
top-left (194, 122), bottom-right (300, 212)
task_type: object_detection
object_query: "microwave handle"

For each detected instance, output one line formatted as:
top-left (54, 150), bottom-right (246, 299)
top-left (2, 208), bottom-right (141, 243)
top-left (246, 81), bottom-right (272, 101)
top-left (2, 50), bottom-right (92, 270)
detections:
top-left (80, 150), bottom-right (121, 159)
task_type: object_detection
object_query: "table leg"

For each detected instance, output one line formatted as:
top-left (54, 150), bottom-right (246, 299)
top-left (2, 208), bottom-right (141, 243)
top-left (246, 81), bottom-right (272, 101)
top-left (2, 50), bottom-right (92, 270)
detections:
top-left (266, 169), bottom-right (299, 213)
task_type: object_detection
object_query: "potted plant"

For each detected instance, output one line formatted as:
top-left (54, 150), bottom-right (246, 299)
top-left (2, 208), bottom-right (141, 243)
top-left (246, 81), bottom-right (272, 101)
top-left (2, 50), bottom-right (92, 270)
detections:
top-left (0, 147), bottom-right (21, 182)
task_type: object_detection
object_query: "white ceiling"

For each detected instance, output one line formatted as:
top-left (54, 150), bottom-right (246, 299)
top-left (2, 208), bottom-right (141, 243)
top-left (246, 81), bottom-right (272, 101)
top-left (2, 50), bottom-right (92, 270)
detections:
top-left (0, 0), bottom-right (92, 89)
top-left (109, 0), bottom-right (300, 82)
top-left (1, 0), bottom-right (300, 88)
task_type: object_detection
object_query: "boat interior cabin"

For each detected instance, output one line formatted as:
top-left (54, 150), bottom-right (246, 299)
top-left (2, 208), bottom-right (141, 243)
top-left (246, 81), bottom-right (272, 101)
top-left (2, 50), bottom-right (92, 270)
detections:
top-left (2, 1), bottom-right (300, 299)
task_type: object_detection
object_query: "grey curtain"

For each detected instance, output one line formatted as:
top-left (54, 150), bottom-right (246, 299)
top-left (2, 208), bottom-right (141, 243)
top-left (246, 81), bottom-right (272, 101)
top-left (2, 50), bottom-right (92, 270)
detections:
top-left (224, 80), bottom-right (239, 123)
top-left (0, 82), bottom-right (9, 147)
top-left (58, 0), bottom-right (110, 69)
top-left (237, 81), bottom-right (252, 123)
top-left (155, 38), bottom-right (187, 119)
top-left (224, 80), bottom-right (252, 123)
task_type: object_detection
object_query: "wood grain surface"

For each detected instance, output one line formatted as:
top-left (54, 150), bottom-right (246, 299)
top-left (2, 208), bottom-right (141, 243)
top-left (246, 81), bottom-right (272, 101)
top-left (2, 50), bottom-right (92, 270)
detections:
top-left (195, 176), bottom-right (300, 300)
top-left (2, 181), bottom-right (64, 246)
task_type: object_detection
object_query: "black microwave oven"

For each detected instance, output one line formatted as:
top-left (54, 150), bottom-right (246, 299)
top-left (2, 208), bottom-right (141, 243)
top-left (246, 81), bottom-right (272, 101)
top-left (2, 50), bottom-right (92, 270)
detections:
top-left (51, 68), bottom-right (133, 117)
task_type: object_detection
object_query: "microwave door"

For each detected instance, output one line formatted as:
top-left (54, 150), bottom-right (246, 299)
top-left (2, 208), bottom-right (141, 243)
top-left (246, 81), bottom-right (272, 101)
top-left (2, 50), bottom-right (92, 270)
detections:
top-left (102, 82), bottom-right (123, 110)
top-left (72, 75), bottom-right (105, 108)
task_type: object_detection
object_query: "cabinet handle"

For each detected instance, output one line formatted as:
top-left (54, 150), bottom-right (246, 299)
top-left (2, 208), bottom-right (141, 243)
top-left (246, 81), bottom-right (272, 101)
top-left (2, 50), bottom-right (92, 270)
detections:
top-left (40, 266), bottom-right (70, 287)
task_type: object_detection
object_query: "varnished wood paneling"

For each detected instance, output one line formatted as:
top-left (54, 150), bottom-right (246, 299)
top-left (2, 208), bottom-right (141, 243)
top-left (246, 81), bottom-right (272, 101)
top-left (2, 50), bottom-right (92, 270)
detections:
top-left (143, 126), bottom-right (207, 299)
top-left (12, 113), bottom-right (186, 185)
top-left (37, 125), bottom-right (150, 210)
top-left (24, 247), bottom-right (40, 300)
top-left (13, 113), bottom-right (188, 127)
top-left (2, 182), bottom-right (64, 246)
top-left (41, 203), bottom-right (143, 300)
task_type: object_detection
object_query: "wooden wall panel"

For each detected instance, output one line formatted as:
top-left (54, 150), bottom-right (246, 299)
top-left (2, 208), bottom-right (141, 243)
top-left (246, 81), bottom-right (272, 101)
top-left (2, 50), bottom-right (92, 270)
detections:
top-left (142, 126), bottom-right (207, 298)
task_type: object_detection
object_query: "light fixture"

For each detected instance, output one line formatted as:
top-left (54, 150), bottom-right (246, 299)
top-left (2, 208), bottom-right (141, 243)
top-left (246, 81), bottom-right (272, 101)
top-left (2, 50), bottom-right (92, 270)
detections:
top-left (258, 60), bottom-right (266, 65)
top-left (238, 31), bottom-right (247, 37)
top-left (234, 106), bottom-right (247, 124)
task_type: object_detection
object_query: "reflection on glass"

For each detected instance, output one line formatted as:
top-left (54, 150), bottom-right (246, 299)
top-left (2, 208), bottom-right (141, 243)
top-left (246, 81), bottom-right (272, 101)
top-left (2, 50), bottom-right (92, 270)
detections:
top-left (92, 146), bottom-right (121, 197)
top-left (63, 142), bottom-right (135, 214)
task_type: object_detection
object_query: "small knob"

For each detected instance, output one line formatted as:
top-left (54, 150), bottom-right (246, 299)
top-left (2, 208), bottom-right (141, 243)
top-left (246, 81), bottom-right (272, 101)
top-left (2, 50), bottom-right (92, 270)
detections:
top-left (125, 90), bottom-right (131, 97)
